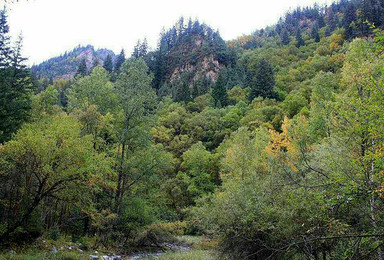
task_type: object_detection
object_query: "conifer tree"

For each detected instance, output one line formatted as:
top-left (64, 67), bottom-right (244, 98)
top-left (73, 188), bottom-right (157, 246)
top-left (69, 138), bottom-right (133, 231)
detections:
top-left (139, 38), bottom-right (148, 57)
top-left (173, 73), bottom-right (191, 102)
top-left (212, 70), bottom-right (228, 107)
top-left (281, 29), bottom-right (290, 45)
top-left (343, 3), bottom-right (356, 38)
top-left (76, 58), bottom-right (87, 77)
top-left (296, 28), bottom-right (304, 48)
top-left (114, 49), bottom-right (125, 72)
top-left (91, 58), bottom-right (99, 71)
top-left (103, 54), bottom-right (113, 73)
top-left (0, 8), bottom-right (11, 68)
top-left (132, 40), bottom-right (141, 58)
top-left (311, 23), bottom-right (320, 42)
top-left (192, 81), bottom-right (199, 99)
top-left (249, 58), bottom-right (275, 101)
top-left (0, 11), bottom-right (33, 143)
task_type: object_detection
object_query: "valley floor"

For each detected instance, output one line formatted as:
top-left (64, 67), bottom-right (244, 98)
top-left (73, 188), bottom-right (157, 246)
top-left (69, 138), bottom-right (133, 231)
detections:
top-left (0, 236), bottom-right (217, 260)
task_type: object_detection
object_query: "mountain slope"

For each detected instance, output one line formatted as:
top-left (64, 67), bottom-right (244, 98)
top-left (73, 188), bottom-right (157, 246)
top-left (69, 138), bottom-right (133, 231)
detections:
top-left (31, 45), bottom-right (116, 80)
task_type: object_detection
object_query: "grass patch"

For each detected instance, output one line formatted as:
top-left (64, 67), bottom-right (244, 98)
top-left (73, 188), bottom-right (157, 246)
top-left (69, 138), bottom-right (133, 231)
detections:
top-left (156, 249), bottom-right (216, 260)
top-left (0, 251), bottom-right (89, 260)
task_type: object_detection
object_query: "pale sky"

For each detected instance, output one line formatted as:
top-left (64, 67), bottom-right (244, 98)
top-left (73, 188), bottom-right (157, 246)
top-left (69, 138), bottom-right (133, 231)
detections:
top-left (4, 0), bottom-right (335, 65)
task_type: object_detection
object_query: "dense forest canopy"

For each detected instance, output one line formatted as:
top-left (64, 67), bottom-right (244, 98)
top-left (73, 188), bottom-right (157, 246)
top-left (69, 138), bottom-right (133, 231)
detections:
top-left (2, 0), bottom-right (384, 259)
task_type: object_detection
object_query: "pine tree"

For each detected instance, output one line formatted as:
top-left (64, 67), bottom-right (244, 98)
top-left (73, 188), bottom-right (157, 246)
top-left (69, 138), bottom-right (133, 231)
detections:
top-left (139, 38), bottom-right (148, 57)
top-left (91, 58), bottom-right (99, 71)
top-left (0, 14), bottom-right (33, 143)
top-left (132, 40), bottom-right (141, 58)
top-left (76, 58), bottom-right (87, 77)
top-left (173, 73), bottom-right (191, 102)
top-left (249, 59), bottom-right (275, 101)
top-left (311, 23), bottom-right (320, 42)
top-left (296, 28), bottom-right (304, 48)
top-left (186, 18), bottom-right (193, 35)
top-left (212, 70), bottom-right (228, 107)
top-left (114, 49), bottom-right (125, 72)
top-left (343, 3), bottom-right (356, 38)
top-left (281, 29), bottom-right (290, 45)
top-left (317, 14), bottom-right (326, 28)
top-left (103, 54), bottom-right (113, 73)
top-left (0, 8), bottom-right (11, 68)
top-left (192, 20), bottom-right (201, 35)
top-left (177, 17), bottom-right (185, 36)
top-left (192, 81), bottom-right (199, 99)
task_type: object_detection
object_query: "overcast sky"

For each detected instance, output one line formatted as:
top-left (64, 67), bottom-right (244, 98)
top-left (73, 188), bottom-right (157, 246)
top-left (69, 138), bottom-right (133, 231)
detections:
top-left (5, 0), bottom-right (334, 65)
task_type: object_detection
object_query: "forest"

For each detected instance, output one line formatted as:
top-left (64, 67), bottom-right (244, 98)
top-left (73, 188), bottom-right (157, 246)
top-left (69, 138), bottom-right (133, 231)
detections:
top-left (2, 0), bottom-right (384, 259)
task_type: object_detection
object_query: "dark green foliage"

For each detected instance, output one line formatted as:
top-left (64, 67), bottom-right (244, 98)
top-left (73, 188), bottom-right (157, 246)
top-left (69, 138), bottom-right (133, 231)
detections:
top-left (343, 3), bottom-right (357, 38)
top-left (0, 8), bottom-right (11, 68)
top-left (76, 58), bottom-right (87, 77)
top-left (311, 23), bottom-right (320, 42)
top-left (249, 59), bottom-right (275, 101)
top-left (212, 70), bottom-right (228, 107)
top-left (296, 28), bottom-right (304, 47)
top-left (114, 49), bottom-right (125, 72)
top-left (281, 29), bottom-right (290, 45)
top-left (139, 38), bottom-right (148, 57)
top-left (148, 18), bottom-right (231, 94)
top-left (92, 58), bottom-right (99, 70)
top-left (172, 73), bottom-right (191, 102)
top-left (103, 54), bottom-right (113, 73)
top-left (0, 9), bottom-right (33, 143)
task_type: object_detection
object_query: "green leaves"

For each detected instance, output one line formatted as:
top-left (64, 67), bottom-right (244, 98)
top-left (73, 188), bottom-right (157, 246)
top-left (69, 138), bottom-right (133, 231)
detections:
top-left (67, 66), bottom-right (117, 114)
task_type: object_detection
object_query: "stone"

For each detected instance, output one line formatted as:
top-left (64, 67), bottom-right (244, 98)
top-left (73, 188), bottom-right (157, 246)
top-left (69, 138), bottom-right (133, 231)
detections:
top-left (50, 246), bottom-right (58, 254)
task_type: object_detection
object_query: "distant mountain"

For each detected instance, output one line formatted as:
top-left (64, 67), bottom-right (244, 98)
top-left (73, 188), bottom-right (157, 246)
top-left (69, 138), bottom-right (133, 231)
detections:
top-left (31, 45), bottom-right (116, 80)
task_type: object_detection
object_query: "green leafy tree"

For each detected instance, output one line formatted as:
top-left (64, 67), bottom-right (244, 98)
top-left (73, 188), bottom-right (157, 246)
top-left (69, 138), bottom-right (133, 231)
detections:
top-left (0, 113), bottom-right (112, 241)
top-left (67, 66), bottom-right (117, 114)
top-left (114, 58), bottom-right (156, 211)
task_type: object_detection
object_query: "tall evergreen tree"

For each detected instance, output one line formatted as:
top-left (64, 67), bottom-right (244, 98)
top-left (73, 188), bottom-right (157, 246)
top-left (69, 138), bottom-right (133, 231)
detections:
top-left (192, 80), bottom-right (199, 99)
top-left (139, 38), bottom-right (148, 57)
top-left (173, 73), bottom-right (191, 102)
top-left (212, 70), bottom-right (228, 107)
top-left (296, 28), bottom-right (304, 48)
top-left (92, 58), bottom-right (99, 69)
top-left (76, 58), bottom-right (87, 77)
top-left (0, 8), bottom-right (11, 68)
top-left (343, 3), bottom-right (356, 38)
top-left (103, 54), bottom-right (113, 73)
top-left (0, 11), bottom-right (33, 143)
top-left (114, 49), bottom-right (125, 72)
top-left (281, 29), bottom-right (290, 45)
top-left (249, 58), bottom-right (275, 101)
top-left (311, 23), bottom-right (320, 42)
top-left (132, 40), bottom-right (141, 58)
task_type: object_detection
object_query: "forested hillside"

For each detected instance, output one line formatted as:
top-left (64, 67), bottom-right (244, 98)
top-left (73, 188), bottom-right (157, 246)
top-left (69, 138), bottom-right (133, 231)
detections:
top-left (2, 0), bottom-right (384, 259)
top-left (31, 45), bottom-right (117, 81)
